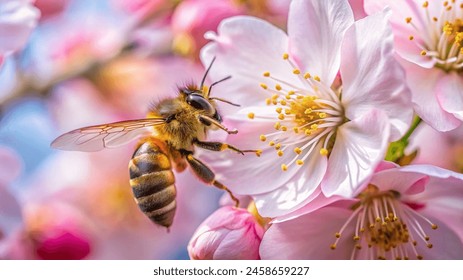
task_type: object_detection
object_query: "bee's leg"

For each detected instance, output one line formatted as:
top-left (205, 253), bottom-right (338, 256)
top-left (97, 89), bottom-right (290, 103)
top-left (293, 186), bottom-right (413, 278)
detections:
top-left (185, 153), bottom-right (239, 207)
top-left (198, 115), bottom-right (238, 134)
top-left (193, 139), bottom-right (256, 156)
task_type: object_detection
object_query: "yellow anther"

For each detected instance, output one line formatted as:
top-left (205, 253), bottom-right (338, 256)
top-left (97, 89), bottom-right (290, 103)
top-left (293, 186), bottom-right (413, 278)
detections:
top-left (310, 124), bottom-right (319, 130)
top-left (287, 90), bottom-right (295, 95)
top-left (266, 98), bottom-right (271, 105)
top-left (274, 122), bottom-right (281, 130)
top-left (409, 35), bottom-right (414, 40)
top-left (275, 107), bottom-right (283, 113)
top-left (281, 164), bottom-right (288, 171)
top-left (280, 100), bottom-right (287, 106)
top-left (281, 126), bottom-right (288, 131)
top-left (260, 83), bottom-right (268, 89)
top-left (247, 112), bottom-right (255, 119)
top-left (278, 114), bottom-right (285, 120)
top-left (263, 71), bottom-right (270, 77)
top-left (305, 129), bottom-right (312, 135)
top-left (271, 94), bottom-right (279, 100)
top-left (255, 150), bottom-right (262, 157)
top-left (277, 150), bottom-right (284, 157)
top-left (296, 95), bottom-right (304, 99)
top-left (269, 141), bottom-right (275, 146)
top-left (318, 112), bottom-right (327, 118)
top-left (444, 1), bottom-right (449, 6)
top-left (294, 147), bottom-right (302, 154)
top-left (275, 143), bottom-right (282, 150)
top-left (293, 69), bottom-right (301, 75)
top-left (314, 76), bottom-right (321, 82)
top-left (282, 53), bottom-right (289, 60)
top-left (272, 100), bottom-right (278, 105)
top-left (296, 160), bottom-right (304, 166)
top-left (421, 50), bottom-right (427, 56)
top-left (405, 17), bottom-right (412, 23)
top-left (423, 1), bottom-right (428, 8)
top-left (275, 84), bottom-right (282, 91)
top-left (431, 224), bottom-right (438, 230)
top-left (443, 23), bottom-right (453, 35)
top-left (433, 17), bottom-right (438, 22)
top-left (304, 108), bottom-right (313, 114)
top-left (260, 135), bottom-right (267, 141)
top-left (330, 244), bottom-right (336, 250)
top-left (303, 72), bottom-right (311, 79)
top-left (320, 148), bottom-right (329, 156)
top-left (293, 127), bottom-right (300, 133)
top-left (285, 94), bottom-right (292, 100)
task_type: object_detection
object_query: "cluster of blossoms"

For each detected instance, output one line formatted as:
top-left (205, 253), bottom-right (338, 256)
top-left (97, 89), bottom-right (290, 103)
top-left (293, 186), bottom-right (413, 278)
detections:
top-left (1, 0), bottom-right (463, 261)
top-left (188, 0), bottom-right (463, 260)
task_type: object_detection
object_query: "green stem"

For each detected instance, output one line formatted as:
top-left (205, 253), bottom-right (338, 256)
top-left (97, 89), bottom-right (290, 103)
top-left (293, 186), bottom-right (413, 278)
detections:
top-left (385, 115), bottom-right (422, 163)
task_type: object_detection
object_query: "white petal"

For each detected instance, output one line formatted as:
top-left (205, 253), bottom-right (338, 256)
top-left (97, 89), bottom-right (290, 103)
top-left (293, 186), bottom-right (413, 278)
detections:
top-left (322, 109), bottom-right (390, 197)
top-left (200, 16), bottom-right (302, 114)
top-left (253, 142), bottom-right (327, 217)
top-left (341, 8), bottom-right (412, 141)
top-left (436, 72), bottom-right (463, 122)
top-left (287, 0), bottom-right (354, 85)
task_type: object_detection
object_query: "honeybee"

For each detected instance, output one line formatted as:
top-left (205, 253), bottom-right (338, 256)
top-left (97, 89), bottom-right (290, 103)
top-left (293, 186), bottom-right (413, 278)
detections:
top-left (51, 58), bottom-right (255, 228)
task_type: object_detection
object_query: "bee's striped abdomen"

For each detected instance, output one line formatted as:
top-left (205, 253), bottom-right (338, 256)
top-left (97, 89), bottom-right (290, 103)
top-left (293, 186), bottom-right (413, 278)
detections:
top-left (129, 140), bottom-right (176, 228)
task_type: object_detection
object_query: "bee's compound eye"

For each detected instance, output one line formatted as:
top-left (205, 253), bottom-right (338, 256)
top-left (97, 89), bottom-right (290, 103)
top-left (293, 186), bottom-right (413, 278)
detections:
top-left (186, 94), bottom-right (215, 115)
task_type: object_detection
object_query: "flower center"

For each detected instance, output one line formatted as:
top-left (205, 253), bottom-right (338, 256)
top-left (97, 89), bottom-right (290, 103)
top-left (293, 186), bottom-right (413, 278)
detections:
top-left (330, 185), bottom-right (438, 260)
top-left (408, 0), bottom-right (463, 72)
top-left (248, 53), bottom-right (345, 171)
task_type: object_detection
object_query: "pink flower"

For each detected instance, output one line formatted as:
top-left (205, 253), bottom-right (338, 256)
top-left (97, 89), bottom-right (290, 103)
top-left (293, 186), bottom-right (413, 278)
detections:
top-left (34, 0), bottom-right (68, 20)
top-left (0, 0), bottom-right (39, 59)
top-left (364, 0), bottom-right (463, 131)
top-left (188, 206), bottom-right (264, 260)
top-left (171, 0), bottom-right (243, 57)
top-left (260, 164), bottom-right (463, 260)
top-left (200, 0), bottom-right (412, 217)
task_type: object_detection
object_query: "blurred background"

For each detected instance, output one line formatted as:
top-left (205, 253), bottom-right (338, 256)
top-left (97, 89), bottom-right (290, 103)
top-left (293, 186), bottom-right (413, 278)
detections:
top-left (0, 0), bottom-right (290, 260)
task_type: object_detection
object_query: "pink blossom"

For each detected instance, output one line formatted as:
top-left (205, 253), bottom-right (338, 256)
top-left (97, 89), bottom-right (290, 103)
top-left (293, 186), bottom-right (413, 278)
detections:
top-left (200, 0), bottom-right (412, 217)
top-left (0, 0), bottom-right (39, 60)
top-left (364, 0), bottom-right (463, 131)
top-left (188, 206), bottom-right (264, 260)
top-left (34, 0), bottom-right (68, 20)
top-left (260, 164), bottom-right (463, 260)
top-left (171, 0), bottom-right (243, 57)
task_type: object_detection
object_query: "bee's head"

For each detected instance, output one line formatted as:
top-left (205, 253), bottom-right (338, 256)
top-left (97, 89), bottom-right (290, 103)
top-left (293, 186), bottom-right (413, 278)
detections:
top-left (182, 87), bottom-right (222, 122)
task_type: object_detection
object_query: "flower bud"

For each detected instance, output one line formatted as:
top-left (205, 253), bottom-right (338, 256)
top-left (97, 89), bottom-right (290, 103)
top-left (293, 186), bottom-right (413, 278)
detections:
top-left (188, 206), bottom-right (264, 260)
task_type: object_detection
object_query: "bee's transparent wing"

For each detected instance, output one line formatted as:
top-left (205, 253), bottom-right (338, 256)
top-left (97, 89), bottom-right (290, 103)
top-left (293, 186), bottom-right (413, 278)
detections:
top-left (51, 118), bottom-right (166, 152)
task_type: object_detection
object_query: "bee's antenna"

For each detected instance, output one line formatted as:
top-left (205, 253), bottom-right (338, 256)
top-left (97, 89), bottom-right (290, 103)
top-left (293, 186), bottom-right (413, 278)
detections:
top-left (207, 75), bottom-right (232, 98)
top-left (200, 56), bottom-right (216, 90)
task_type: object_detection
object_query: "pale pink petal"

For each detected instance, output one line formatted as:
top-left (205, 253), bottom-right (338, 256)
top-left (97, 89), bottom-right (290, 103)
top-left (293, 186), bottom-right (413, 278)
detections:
top-left (0, 0), bottom-right (40, 53)
top-left (287, 0), bottom-right (354, 85)
top-left (402, 61), bottom-right (461, 131)
top-left (369, 166), bottom-right (429, 194)
top-left (201, 16), bottom-right (301, 113)
top-left (436, 72), bottom-right (463, 122)
top-left (260, 207), bottom-right (355, 259)
top-left (272, 190), bottom-right (353, 223)
top-left (322, 109), bottom-right (390, 197)
top-left (340, 8), bottom-right (412, 140)
top-left (0, 187), bottom-right (22, 237)
top-left (253, 143), bottom-right (327, 217)
top-left (364, 0), bottom-right (441, 68)
top-left (399, 165), bottom-right (463, 241)
top-left (203, 116), bottom-right (306, 196)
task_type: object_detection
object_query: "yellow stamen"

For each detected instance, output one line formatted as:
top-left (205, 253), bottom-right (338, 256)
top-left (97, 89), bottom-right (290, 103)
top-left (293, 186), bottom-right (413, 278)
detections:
top-left (247, 112), bottom-right (255, 119)
top-left (293, 69), bottom-right (301, 75)
top-left (260, 83), bottom-right (268, 89)
top-left (409, 35), bottom-right (414, 40)
top-left (405, 17), bottom-right (412, 23)
top-left (421, 50), bottom-right (427, 56)
top-left (255, 150), bottom-right (262, 157)
top-left (269, 141), bottom-right (275, 146)
top-left (281, 164), bottom-right (288, 171)
top-left (282, 53), bottom-right (289, 60)
top-left (275, 84), bottom-right (282, 91)
top-left (296, 160), bottom-right (304, 166)
top-left (314, 76), bottom-right (321, 82)
top-left (263, 71), bottom-right (270, 77)
top-left (320, 148), bottom-right (329, 156)
top-left (275, 143), bottom-right (282, 150)
top-left (294, 147), bottom-right (302, 154)
top-left (304, 72), bottom-right (311, 79)
top-left (423, 1), bottom-right (428, 8)
top-left (277, 150), bottom-right (284, 157)
top-left (260, 135), bottom-right (267, 141)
